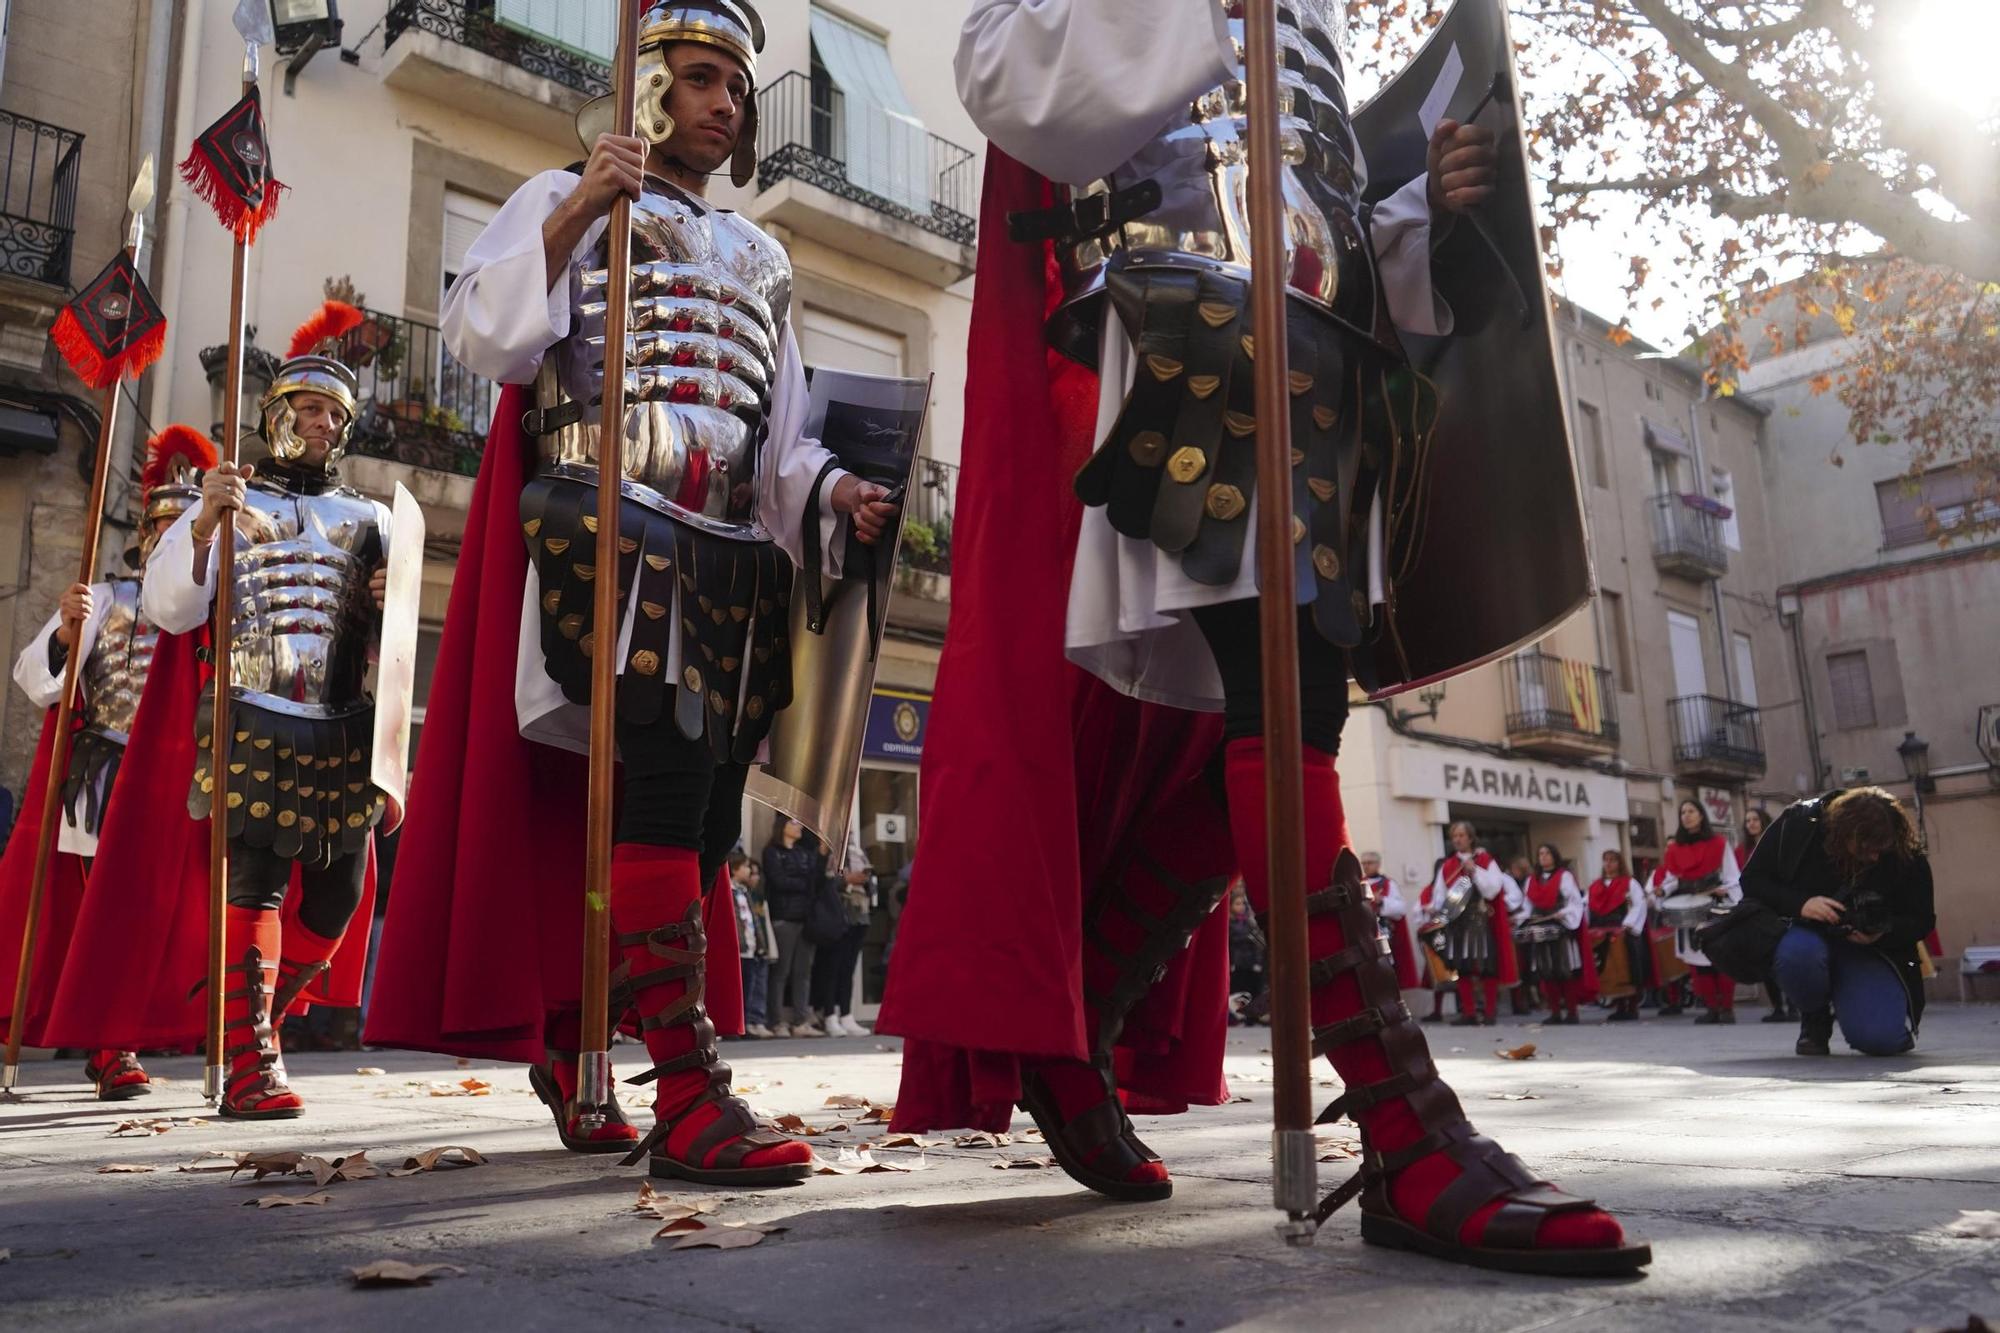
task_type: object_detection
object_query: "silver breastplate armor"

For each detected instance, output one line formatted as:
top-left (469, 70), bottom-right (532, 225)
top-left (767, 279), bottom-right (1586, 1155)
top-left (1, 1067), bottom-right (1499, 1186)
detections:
top-left (80, 578), bottom-right (157, 740)
top-left (228, 480), bottom-right (383, 718)
top-left (539, 178), bottom-right (792, 541)
top-left (1057, 0), bottom-right (1380, 347)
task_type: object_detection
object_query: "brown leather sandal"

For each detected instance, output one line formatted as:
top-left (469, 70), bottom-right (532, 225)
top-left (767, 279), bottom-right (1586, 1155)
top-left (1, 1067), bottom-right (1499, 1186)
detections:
top-left (1303, 852), bottom-right (1653, 1277)
top-left (614, 906), bottom-right (809, 1187)
top-left (528, 1048), bottom-right (637, 1154)
top-left (83, 1051), bottom-right (151, 1101)
top-left (210, 943), bottom-right (304, 1120)
top-left (1018, 1060), bottom-right (1172, 1203)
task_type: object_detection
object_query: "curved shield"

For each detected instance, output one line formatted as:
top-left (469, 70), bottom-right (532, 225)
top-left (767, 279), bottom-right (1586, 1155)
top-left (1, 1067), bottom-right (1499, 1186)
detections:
top-left (1353, 0), bottom-right (1592, 695)
top-left (743, 369), bottom-right (931, 853)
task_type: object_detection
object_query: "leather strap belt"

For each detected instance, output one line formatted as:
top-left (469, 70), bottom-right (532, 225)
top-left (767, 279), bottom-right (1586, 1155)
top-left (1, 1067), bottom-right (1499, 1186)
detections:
top-left (1007, 179), bottom-right (1163, 245)
top-left (521, 400), bottom-right (584, 437)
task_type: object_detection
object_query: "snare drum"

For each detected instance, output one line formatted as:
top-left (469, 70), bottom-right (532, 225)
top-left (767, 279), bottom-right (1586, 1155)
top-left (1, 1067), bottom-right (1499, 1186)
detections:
top-left (1514, 919), bottom-right (1564, 947)
top-left (1657, 893), bottom-right (1719, 930)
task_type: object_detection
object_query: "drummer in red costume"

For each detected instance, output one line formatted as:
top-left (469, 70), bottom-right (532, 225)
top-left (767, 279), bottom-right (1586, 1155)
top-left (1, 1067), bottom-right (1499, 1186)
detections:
top-left (1517, 844), bottom-right (1597, 1025)
top-left (1425, 821), bottom-right (1521, 1026)
top-left (1585, 850), bottom-right (1646, 1023)
top-left (881, 0), bottom-right (1647, 1277)
top-left (1658, 799), bottom-right (1743, 1024)
top-left (1362, 852), bottom-right (1420, 993)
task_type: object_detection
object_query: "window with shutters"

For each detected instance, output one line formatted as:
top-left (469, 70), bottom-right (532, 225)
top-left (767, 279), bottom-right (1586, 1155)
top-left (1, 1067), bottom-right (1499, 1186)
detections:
top-left (1875, 463), bottom-right (2000, 548)
top-left (442, 189), bottom-right (500, 302)
top-left (1576, 400), bottom-right (1607, 488)
top-left (1601, 589), bottom-right (1634, 691)
top-left (1713, 469), bottom-right (1740, 550)
top-left (495, 0), bottom-right (615, 61)
top-left (1827, 650), bottom-right (1877, 730)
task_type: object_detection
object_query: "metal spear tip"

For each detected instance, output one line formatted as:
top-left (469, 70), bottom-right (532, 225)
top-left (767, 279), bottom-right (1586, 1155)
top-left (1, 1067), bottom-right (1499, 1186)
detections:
top-left (126, 155), bottom-right (156, 217)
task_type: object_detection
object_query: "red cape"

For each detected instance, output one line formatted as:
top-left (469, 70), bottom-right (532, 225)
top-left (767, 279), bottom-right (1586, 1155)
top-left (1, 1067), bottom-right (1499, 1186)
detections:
top-left (363, 381), bottom-right (742, 1065)
top-left (876, 149), bottom-right (1230, 1132)
top-left (40, 631), bottom-right (375, 1052)
top-left (0, 709), bottom-right (88, 1047)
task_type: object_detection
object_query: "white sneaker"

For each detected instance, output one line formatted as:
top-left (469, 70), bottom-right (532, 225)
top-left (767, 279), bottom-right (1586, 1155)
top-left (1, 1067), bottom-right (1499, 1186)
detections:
top-left (768, 1022), bottom-right (792, 1039)
top-left (823, 1014), bottom-right (849, 1038)
top-left (840, 1014), bottom-right (869, 1036)
top-left (795, 1021), bottom-right (826, 1038)
top-left (746, 1023), bottom-right (772, 1039)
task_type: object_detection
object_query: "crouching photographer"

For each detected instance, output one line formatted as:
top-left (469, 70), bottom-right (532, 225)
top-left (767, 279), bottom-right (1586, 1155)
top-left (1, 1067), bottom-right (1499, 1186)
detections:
top-left (1741, 787), bottom-right (1935, 1057)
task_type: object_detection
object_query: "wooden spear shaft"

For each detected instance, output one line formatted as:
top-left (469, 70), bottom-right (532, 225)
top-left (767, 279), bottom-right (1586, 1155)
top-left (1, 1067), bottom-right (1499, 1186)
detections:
top-left (1243, 0), bottom-right (1319, 1242)
top-left (203, 64), bottom-right (256, 1107)
top-left (576, 0), bottom-right (643, 1129)
top-left (0, 252), bottom-right (135, 1092)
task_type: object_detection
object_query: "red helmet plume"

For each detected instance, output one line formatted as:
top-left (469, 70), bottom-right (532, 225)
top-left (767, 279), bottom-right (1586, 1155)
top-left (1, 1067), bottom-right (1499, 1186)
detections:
top-left (287, 300), bottom-right (365, 359)
top-left (140, 424), bottom-right (219, 494)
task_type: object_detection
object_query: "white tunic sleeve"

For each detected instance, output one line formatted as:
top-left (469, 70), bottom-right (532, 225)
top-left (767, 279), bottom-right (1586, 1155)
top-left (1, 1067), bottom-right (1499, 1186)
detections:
top-left (956, 0), bottom-right (1235, 184)
top-left (1556, 872), bottom-right (1584, 931)
top-left (1716, 843), bottom-right (1743, 904)
top-left (760, 321), bottom-right (850, 579)
top-left (1624, 880), bottom-right (1647, 933)
top-left (1371, 176), bottom-right (1453, 337)
top-left (13, 584), bottom-right (111, 708)
top-left (1376, 877), bottom-right (1408, 921)
top-left (1471, 853), bottom-right (1510, 902)
top-left (142, 508), bottom-right (219, 636)
top-left (440, 169), bottom-right (594, 385)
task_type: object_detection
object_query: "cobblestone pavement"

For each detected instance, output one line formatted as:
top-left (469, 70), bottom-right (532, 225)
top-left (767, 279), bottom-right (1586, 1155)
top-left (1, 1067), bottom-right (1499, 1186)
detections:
top-left (3, 1004), bottom-right (1997, 1332)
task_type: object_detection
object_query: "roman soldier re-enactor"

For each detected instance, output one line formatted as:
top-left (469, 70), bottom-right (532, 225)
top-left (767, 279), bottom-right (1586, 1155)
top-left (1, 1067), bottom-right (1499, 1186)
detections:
top-left (367, 0), bottom-right (896, 1184)
top-left (1361, 851), bottom-right (1420, 991)
top-left (884, 0), bottom-right (1646, 1277)
top-left (1426, 820), bottom-right (1520, 1025)
top-left (142, 302), bottom-right (394, 1120)
top-left (0, 427), bottom-right (213, 1099)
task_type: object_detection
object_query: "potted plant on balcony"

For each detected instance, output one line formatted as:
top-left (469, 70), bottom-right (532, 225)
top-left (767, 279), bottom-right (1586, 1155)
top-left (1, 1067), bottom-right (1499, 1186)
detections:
top-left (894, 519), bottom-right (951, 600)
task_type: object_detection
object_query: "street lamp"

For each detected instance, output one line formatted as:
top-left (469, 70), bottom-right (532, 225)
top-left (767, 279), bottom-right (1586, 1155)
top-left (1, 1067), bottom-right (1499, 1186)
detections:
top-left (1897, 731), bottom-right (1935, 796)
top-left (1394, 680), bottom-right (1447, 725)
top-left (270, 0), bottom-right (344, 94)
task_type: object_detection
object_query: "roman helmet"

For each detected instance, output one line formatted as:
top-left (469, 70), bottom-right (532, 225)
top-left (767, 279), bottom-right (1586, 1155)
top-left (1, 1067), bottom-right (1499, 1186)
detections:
top-left (575, 1), bottom-right (765, 189)
top-left (260, 300), bottom-right (363, 467)
top-left (135, 424), bottom-right (218, 562)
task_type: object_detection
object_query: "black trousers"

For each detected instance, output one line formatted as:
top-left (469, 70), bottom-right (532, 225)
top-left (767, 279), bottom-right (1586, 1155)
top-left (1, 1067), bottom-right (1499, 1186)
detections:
top-left (226, 841), bottom-right (367, 942)
top-left (811, 922), bottom-right (868, 1017)
top-left (1190, 599), bottom-right (1353, 755)
top-left (615, 715), bottom-right (748, 891)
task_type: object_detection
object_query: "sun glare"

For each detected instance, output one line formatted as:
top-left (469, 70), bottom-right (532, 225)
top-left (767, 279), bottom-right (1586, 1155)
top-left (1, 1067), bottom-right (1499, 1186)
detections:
top-left (1891, 0), bottom-right (2000, 117)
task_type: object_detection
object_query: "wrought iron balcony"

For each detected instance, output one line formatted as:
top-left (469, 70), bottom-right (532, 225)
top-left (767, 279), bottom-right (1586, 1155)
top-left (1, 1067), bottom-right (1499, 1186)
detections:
top-left (1502, 651), bottom-right (1620, 757)
top-left (898, 456), bottom-right (957, 578)
top-left (0, 109), bottom-right (82, 289)
top-left (384, 0), bottom-right (610, 97)
top-left (752, 72), bottom-right (977, 285)
top-left (1650, 493), bottom-right (1728, 581)
top-left (1668, 693), bottom-right (1766, 781)
top-left (342, 308), bottom-right (494, 477)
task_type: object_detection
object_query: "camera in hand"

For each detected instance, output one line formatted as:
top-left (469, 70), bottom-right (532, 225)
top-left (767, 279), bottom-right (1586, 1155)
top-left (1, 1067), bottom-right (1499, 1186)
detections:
top-left (1837, 889), bottom-right (1892, 939)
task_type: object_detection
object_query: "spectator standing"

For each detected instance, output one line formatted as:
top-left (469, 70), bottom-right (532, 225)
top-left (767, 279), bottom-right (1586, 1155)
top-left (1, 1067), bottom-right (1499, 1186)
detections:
top-left (730, 852), bottom-right (774, 1038)
top-left (1226, 881), bottom-right (1265, 1023)
top-left (1658, 800), bottom-right (1743, 1025)
top-left (1745, 788), bottom-right (1935, 1057)
top-left (762, 820), bottom-right (826, 1037)
top-left (810, 820), bottom-right (875, 1037)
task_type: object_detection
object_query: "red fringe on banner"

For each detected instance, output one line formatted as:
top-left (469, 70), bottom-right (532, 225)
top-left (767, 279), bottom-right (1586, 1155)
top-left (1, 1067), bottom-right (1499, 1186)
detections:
top-left (50, 306), bottom-right (167, 392)
top-left (177, 149), bottom-right (287, 245)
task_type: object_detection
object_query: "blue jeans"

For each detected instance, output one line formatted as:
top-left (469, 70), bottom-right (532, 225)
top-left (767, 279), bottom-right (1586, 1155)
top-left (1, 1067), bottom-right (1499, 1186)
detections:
top-left (1772, 926), bottom-right (1915, 1055)
top-left (740, 957), bottom-right (769, 1027)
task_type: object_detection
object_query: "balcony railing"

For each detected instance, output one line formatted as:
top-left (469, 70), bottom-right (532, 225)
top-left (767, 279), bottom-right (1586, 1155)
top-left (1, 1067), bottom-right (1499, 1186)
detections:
top-left (1650, 493), bottom-right (1728, 580)
top-left (1668, 694), bottom-right (1765, 777)
top-left (342, 308), bottom-right (495, 477)
top-left (0, 109), bottom-right (82, 288)
top-left (1502, 651), bottom-right (1619, 751)
top-left (757, 72), bottom-right (976, 248)
top-left (897, 456), bottom-right (957, 576)
top-left (385, 0), bottom-right (611, 97)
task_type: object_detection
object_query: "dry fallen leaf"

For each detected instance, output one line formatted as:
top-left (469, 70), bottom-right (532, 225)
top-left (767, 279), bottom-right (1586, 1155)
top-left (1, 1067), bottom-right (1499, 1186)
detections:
top-left (389, 1146), bottom-right (486, 1177)
top-left (428, 1077), bottom-right (491, 1098)
top-left (1489, 1092), bottom-right (1540, 1101)
top-left (110, 1118), bottom-right (181, 1137)
top-left (876, 1133), bottom-right (930, 1149)
top-left (990, 1156), bottom-right (1058, 1170)
top-left (350, 1260), bottom-right (465, 1287)
top-left (1020, 1129), bottom-right (1044, 1142)
top-left (453, 1056), bottom-right (472, 1069)
top-left (858, 1104), bottom-right (894, 1123)
top-left (298, 1151), bottom-right (378, 1188)
top-left (822, 1093), bottom-right (871, 1109)
top-left (355, 1067), bottom-right (387, 1077)
top-left (1496, 1044), bottom-right (1539, 1061)
top-left (97, 1163), bottom-right (155, 1174)
top-left (1943, 1210), bottom-right (2000, 1239)
top-left (634, 1182), bottom-right (719, 1225)
top-left (246, 1192), bottom-right (332, 1209)
top-left (228, 1150), bottom-right (307, 1181)
top-left (668, 1221), bottom-right (787, 1251)
top-left (950, 1131), bottom-right (1011, 1149)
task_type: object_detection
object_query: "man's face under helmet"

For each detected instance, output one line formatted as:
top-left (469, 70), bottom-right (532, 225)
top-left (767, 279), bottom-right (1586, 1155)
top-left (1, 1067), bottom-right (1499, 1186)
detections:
top-left (575, 1), bottom-right (766, 189)
top-left (262, 301), bottom-right (363, 468)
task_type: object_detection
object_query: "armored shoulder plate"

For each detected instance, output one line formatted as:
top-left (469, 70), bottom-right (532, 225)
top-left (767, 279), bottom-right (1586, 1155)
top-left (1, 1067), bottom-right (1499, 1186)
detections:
top-left (539, 178), bottom-right (792, 541)
top-left (79, 577), bottom-right (157, 740)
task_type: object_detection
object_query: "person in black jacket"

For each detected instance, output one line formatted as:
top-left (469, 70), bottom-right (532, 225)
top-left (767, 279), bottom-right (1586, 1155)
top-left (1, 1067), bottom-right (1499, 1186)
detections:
top-left (1742, 787), bottom-right (1935, 1057)
top-left (762, 821), bottom-right (827, 1038)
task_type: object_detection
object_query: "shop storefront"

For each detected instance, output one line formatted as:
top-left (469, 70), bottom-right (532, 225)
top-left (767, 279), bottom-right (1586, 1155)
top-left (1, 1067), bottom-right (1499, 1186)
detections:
top-left (1339, 710), bottom-right (1631, 898)
top-left (855, 688), bottom-right (929, 1011)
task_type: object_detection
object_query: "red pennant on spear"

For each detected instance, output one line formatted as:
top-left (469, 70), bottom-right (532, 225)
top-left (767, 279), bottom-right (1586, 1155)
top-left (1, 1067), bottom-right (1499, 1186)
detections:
top-left (49, 251), bottom-right (167, 392)
top-left (178, 87), bottom-right (287, 244)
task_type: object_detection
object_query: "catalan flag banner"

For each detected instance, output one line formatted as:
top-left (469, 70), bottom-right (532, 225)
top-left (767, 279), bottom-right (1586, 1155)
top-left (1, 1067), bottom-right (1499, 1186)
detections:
top-left (1561, 659), bottom-right (1603, 735)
